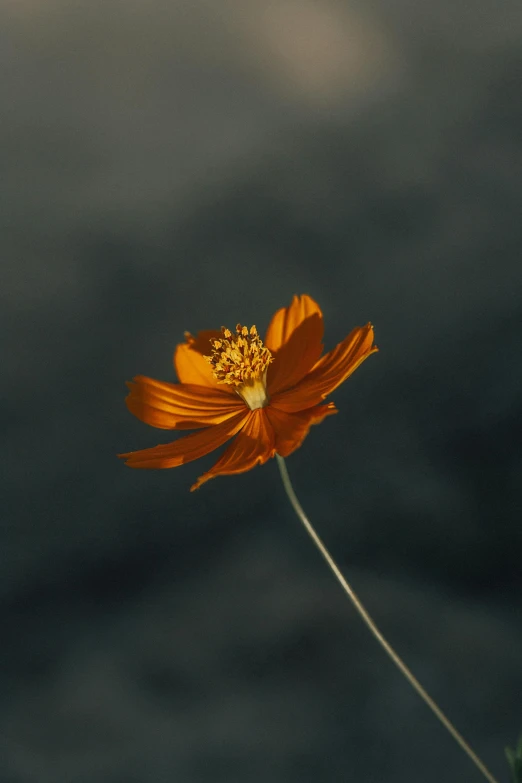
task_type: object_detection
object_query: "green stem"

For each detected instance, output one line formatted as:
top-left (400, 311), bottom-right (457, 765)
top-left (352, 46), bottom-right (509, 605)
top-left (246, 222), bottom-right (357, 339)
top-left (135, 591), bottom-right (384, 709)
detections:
top-left (276, 454), bottom-right (499, 783)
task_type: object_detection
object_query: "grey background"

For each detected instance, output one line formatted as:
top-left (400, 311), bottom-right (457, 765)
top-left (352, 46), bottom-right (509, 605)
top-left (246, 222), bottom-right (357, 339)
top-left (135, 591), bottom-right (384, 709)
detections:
top-left (2, 1), bottom-right (522, 781)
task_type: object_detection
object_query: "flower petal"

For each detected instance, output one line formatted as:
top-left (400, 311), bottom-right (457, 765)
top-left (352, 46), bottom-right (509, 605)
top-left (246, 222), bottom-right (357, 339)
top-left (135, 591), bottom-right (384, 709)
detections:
top-left (271, 323), bottom-right (377, 412)
top-left (264, 294), bottom-right (323, 352)
top-left (264, 294), bottom-right (324, 395)
top-left (125, 376), bottom-right (245, 430)
top-left (191, 409), bottom-right (275, 490)
top-left (119, 410), bottom-right (249, 469)
top-left (266, 402), bottom-right (337, 457)
top-left (174, 330), bottom-right (235, 394)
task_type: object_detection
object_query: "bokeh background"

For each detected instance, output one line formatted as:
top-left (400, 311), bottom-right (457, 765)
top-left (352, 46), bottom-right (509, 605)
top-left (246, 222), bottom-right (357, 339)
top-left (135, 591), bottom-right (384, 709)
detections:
top-left (2, 0), bottom-right (522, 781)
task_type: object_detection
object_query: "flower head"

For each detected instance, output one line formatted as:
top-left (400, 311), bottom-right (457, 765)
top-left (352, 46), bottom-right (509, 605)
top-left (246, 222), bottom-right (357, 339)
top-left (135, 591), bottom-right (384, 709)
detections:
top-left (204, 324), bottom-right (273, 410)
top-left (119, 295), bottom-right (377, 490)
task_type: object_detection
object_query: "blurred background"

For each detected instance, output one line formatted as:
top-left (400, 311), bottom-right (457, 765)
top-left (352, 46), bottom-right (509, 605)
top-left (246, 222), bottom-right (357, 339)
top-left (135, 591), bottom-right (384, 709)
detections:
top-left (2, 0), bottom-right (522, 781)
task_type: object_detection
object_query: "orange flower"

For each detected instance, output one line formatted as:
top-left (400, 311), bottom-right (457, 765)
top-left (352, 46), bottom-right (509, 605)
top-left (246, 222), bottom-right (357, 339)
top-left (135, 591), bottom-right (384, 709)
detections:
top-left (119, 295), bottom-right (377, 490)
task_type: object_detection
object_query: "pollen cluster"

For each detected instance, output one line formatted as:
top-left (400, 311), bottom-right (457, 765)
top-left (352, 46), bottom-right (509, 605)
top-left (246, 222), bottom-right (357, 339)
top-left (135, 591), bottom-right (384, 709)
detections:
top-left (205, 324), bottom-right (273, 386)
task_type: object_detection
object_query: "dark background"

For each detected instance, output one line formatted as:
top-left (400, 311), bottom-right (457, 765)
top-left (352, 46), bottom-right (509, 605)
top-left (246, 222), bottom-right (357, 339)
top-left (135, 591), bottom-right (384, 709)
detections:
top-left (2, 1), bottom-right (522, 781)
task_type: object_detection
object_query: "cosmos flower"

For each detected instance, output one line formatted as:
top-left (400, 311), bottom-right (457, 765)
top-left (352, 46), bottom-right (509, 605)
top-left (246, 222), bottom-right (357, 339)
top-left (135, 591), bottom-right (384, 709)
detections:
top-left (119, 295), bottom-right (377, 490)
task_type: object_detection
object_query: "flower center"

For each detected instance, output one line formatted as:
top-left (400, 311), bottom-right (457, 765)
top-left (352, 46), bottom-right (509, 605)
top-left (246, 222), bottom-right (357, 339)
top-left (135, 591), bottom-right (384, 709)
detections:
top-left (204, 324), bottom-right (273, 410)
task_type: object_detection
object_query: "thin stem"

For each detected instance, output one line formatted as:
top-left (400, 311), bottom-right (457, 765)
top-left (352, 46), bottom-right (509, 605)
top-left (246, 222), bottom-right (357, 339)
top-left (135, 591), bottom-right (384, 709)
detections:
top-left (276, 454), bottom-right (499, 783)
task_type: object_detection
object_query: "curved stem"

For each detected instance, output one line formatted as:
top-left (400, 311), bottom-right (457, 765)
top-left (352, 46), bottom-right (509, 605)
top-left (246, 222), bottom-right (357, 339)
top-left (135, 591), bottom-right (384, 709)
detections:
top-left (276, 455), bottom-right (499, 783)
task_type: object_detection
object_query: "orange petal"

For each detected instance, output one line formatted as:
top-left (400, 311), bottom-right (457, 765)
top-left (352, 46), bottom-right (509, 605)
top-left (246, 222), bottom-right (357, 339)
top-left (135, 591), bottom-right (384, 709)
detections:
top-left (191, 409), bottom-right (275, 490)
top-left (266, 402), bottom-right (337, 457)
top-left (264, 294), bottom-right (324, 395)
top-left (264, 294), bottom-right (323, 352)
top-left (174, 330), bottom-right (235, 394)
top-left (271, 324), bottom-right (377, 412)
top-left (125, 376), bottom-right (245, 430)
top-left (119, 410), bottom-right (249, 469)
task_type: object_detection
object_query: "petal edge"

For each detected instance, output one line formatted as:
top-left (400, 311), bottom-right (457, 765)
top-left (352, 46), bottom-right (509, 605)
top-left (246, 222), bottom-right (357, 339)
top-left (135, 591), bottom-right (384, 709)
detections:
top-left (191, 409), bottom-right (275, 490)
top-left (266, 402), bottom-right (337, 457)
top-left (265, 295), bottom-right (324, 395)
top-left (119, 410), bottom-right (249, 469)
top-left (125, 376), bottom-right (244, 430)
top-left (272, 324), bottom-right (377, 412)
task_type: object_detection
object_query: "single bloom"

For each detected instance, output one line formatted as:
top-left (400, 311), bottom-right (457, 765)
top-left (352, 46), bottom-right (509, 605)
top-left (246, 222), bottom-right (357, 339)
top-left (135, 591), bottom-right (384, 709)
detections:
top-left (119, 294), bottom-right (377, 490)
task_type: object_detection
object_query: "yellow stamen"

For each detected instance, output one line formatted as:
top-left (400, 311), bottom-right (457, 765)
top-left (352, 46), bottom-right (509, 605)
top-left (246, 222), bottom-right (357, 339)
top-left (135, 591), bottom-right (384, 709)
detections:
top-left (204, 324), bottom-right (273, 410)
